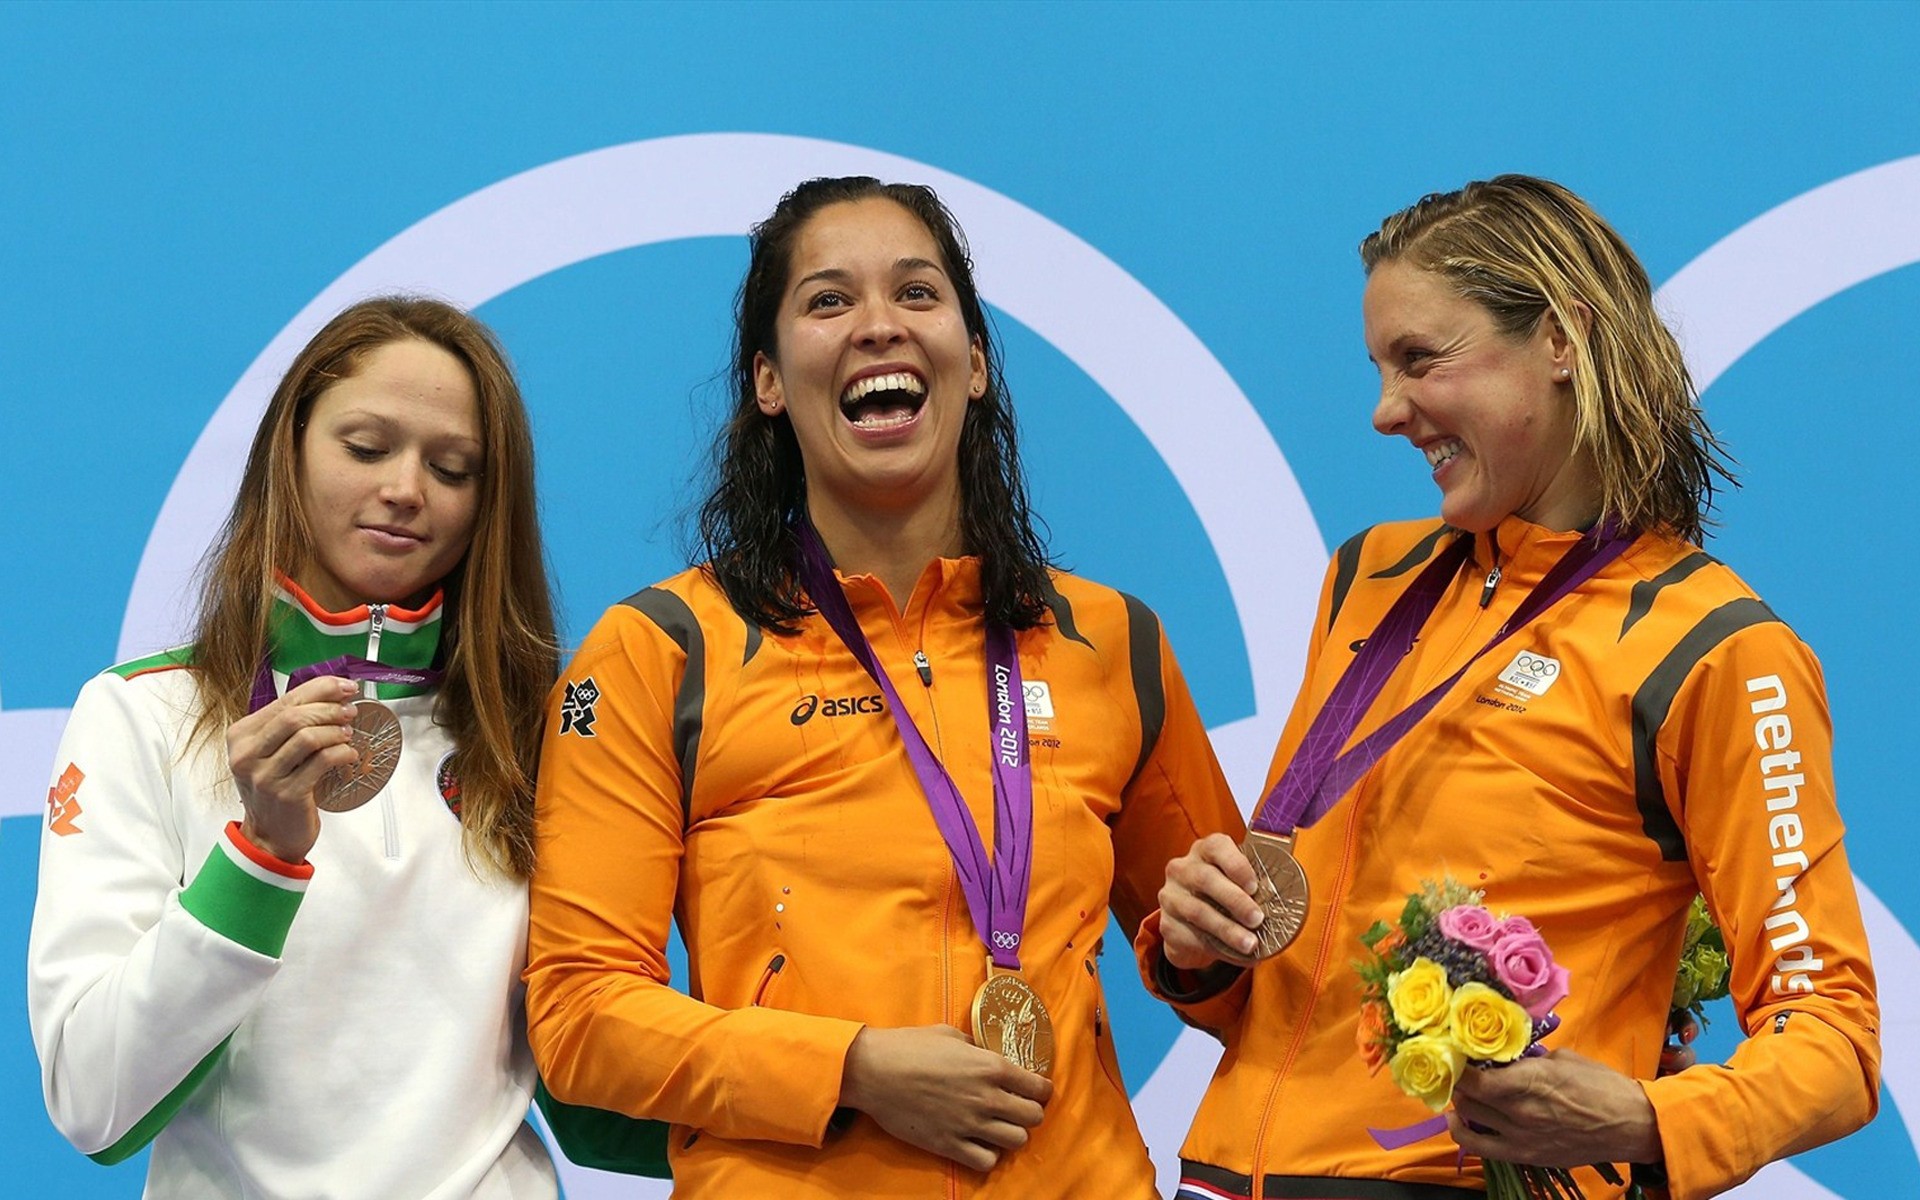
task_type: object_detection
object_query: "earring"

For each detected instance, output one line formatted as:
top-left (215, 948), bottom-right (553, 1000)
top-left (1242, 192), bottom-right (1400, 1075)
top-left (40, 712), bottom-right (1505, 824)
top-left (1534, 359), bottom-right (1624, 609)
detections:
top-left (1555, 367), bottom-right (1572, 382)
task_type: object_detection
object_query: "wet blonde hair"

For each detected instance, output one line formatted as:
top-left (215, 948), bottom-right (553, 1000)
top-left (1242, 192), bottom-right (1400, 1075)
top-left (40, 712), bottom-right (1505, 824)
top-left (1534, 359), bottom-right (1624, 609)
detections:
top-left (1360, 174), bottom-right (1732, 543)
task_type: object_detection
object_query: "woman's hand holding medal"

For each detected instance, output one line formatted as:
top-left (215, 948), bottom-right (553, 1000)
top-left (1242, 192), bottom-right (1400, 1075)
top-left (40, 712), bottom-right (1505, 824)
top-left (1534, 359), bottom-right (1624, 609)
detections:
top-left (226, 675), bottom-right (361, 863)
top-left (1159, 832), bottom-right (1269, 969)
top-left (839, 1025), bottom-right (1051, 1172)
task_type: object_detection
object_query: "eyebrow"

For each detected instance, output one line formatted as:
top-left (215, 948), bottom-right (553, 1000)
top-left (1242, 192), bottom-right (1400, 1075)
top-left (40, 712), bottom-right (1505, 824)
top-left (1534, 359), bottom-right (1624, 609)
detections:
top-left (793, 256), bottom-right (950, 292)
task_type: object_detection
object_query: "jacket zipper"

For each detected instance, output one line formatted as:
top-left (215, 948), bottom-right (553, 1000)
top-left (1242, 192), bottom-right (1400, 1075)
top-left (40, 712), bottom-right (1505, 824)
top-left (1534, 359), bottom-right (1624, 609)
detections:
top-left (751, 953), bottom-right (787, 1006)
top-left (367, 604), bottom-right (400, 860)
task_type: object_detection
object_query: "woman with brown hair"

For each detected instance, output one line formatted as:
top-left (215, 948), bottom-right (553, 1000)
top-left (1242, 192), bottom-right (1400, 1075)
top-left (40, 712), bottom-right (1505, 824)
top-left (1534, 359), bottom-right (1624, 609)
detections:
top-left (28, 296), bottom-right (564, 1197)
top-left (1146, 175), bottom-right (1880, 1200)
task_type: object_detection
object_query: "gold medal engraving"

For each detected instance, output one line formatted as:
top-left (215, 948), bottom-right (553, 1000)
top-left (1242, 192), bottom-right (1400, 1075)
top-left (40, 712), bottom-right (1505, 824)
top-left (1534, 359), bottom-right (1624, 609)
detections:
top-left (1242, 830), bottom-right (1309, 958)
top-left (316, 700), bottom-right (402, 813)
top-left (970, 973), bottom-right (1055, 1078)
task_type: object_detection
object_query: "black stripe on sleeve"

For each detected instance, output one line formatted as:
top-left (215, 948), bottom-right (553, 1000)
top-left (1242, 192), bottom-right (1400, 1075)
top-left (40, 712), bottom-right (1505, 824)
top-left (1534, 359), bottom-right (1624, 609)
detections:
top-left (1328, 526), bottom-right (1371, 631)
top-left (1629, 597), bottom-right (1781, 862)
top-left (1367, 522), bottom-right (1451, 579)
top-left (1121, 593), bottom-right (1166, 789)
top-left (621, 588), bottom-right (707, 821)
top-left (740, 615), bottom-right (764, 666)
top-left (1039, 576), bottom-right (1095, 650)
top-left (1620, 551), bottom-right (1716, 640)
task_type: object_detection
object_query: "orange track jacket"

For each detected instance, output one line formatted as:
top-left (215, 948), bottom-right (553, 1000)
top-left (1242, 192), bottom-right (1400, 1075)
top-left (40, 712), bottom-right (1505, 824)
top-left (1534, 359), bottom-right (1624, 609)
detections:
top-left (528, 558), bottom-right (1242, 1197)
top-left (1139, 516), bottom-right (1880, 1200)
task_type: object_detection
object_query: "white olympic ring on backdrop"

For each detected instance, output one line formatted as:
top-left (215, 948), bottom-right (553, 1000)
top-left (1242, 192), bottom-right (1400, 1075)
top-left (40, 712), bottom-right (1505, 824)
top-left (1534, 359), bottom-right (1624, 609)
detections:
top-left (3, 139), bottom-right (1918, 1198)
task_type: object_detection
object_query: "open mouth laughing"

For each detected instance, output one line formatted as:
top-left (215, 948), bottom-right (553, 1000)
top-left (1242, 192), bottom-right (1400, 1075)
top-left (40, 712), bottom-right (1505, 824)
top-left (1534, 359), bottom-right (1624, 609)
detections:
top-left (840, 370), bottom-right (927, 430)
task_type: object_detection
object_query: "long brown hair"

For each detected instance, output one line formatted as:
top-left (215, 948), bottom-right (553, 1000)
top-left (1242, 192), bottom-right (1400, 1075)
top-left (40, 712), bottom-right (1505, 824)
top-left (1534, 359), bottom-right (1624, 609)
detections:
top-left (1360, 174), bottom-right (1734, 544)
top-left (191, 296), bottom-right (557, 877)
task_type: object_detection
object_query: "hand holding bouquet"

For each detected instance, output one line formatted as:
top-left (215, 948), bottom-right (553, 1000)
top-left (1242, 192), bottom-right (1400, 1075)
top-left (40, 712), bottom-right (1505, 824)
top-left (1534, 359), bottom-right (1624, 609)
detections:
top-left (1357, 878), bottom-right (1612, 1200)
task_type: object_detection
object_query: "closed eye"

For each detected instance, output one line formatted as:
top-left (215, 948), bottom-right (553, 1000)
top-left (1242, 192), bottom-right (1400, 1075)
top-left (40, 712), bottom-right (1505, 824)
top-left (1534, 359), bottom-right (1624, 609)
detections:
top-left (430, 461), bottom-right (477, 485)
top-left (344, 442), bottom-right (385, 462)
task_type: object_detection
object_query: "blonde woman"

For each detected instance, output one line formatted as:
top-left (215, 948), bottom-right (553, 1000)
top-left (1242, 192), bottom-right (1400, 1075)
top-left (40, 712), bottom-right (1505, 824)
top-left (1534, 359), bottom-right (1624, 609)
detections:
top-left (1147, 176), bottom-right (1880, 1200)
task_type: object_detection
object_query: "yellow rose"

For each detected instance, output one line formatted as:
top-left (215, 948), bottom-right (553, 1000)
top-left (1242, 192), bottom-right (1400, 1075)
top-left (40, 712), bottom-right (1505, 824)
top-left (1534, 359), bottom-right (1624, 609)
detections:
top-left (1448, 981), bottom-right (1532, 1062)
top-left (1389, 1033), bottom-right (1465, 1110)
top-left (1387, 957), bottom-right (1452, 1034)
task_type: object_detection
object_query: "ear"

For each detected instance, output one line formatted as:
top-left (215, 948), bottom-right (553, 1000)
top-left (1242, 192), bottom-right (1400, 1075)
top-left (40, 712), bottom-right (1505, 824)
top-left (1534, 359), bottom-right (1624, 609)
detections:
top-left (1544, 301), bottom-right (1591, 376)
top-left (753, 351), bottom-right (785, 415)
top-left (968, 336), bottom-right (987, 401)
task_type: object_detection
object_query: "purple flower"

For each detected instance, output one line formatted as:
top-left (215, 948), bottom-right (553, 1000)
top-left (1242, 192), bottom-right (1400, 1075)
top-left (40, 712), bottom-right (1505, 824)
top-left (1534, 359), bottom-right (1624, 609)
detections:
top-left (1435, 905), bottom-right (1501, 952)
top-left (1487, 927), bottom-right (1570, 1020)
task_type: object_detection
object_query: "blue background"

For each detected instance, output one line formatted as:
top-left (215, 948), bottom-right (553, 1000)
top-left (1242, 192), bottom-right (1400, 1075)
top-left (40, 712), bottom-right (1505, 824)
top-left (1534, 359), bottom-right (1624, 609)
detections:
top-left (3, 2), bottom-right (1915, 1194)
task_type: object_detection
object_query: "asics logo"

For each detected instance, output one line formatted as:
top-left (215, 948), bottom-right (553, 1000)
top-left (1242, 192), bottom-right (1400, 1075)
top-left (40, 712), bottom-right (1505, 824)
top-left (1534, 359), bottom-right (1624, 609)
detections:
top-left (791, 693), bottom-right (885, 725)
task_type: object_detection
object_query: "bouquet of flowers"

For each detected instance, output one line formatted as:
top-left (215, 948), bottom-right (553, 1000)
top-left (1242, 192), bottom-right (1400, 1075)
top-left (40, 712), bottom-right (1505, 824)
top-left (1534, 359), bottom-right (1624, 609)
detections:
top-left (1356, 878), bottom-right (1602, 1200)
top-left (1659, 894), bottom-right (1731, 1074)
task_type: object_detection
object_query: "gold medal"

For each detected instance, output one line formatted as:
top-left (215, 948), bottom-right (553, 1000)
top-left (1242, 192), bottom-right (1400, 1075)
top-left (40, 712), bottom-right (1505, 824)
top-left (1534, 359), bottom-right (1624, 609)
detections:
top-left (315, 699), bottom-right (402, 813)
top-left (1241, 830), bottom-right (1310, 958)
top-left (970, 972), bottom-right (1055, 1077)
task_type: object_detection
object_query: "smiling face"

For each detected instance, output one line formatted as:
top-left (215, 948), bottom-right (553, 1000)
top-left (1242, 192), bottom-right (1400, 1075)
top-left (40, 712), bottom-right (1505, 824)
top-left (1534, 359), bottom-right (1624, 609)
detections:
top-left (752, 197), bottom-right (987, 533)
top-left (1363, 260), bottom-right (1599, 533)
top-left (294, 337), bottom-right (483, 610)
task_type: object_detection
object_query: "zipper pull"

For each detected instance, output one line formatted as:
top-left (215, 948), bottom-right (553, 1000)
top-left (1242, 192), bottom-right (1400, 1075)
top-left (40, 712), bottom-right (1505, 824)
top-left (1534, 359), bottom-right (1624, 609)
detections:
top-left (364, 604), bottom-right (388, 700)
top-left (1478, 566), bottom-right (1502, 609)
top-left (913, 649), bottom-right (933, 686)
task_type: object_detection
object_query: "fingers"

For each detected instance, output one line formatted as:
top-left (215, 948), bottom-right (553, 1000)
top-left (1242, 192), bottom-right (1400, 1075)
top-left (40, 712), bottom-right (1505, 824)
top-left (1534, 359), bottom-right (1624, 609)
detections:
top-left (994, 1059), bottom-right (1052, 1107)
top-left (229, 680), bottom-right (358, 778)
top-left (1197, 832), bottom-right (1259, 895)
top-left (1160, 839), bottom-right (1265, 967)
top-left (1446, 1108), bottom-right (1501, 1159)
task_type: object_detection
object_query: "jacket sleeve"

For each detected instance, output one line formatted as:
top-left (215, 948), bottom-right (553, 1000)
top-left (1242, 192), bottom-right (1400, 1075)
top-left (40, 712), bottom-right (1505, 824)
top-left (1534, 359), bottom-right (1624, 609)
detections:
top-left (1132, 541), bottom-right (1344, 1033)
top-left (1113, 615), bottom-right (1252, 1033)
top-left (27, 671), bottom-right (310, 1161)
top-left (525, 607), bottom-right (863, 1147)
top-left (1641, 622), bottom-right (1880, 1199)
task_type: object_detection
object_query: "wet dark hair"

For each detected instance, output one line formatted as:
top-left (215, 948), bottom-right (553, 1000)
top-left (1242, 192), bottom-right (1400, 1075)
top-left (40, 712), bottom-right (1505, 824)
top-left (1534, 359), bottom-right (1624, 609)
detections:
top-left (697, 176), bottom-right (1053, 631)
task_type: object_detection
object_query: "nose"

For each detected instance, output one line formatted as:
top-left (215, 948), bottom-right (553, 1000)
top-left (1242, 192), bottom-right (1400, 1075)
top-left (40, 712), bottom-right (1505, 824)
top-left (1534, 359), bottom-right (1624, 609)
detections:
top-left (1372, 376), bottom-right (1411, 437)
top-left (379, 454), bottom-right (428, 508)
top-left (853, 298), bottom-right (907, 349)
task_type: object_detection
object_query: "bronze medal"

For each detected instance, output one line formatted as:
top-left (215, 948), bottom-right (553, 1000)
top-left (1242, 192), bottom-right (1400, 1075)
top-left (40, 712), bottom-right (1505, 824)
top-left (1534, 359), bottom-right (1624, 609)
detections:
top-left (1241, 830), bottom-right (1309, 958)
top-left (315, 699), bottom-right (402, 813)
top-left (970, 973), bottom-right (1055, 1078)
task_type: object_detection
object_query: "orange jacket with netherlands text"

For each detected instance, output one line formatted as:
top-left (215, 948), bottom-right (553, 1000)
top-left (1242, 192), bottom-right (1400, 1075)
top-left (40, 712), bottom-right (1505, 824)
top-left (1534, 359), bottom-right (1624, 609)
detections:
top-left (1138, 516), bottom-right (1879, 1200)
top-left (528, 557), bottom-right (1244, 1198)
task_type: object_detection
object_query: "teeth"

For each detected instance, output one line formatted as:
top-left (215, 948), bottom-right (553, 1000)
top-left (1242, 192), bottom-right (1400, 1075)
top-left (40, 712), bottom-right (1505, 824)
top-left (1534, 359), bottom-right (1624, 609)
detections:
top-left (841, 372), bottom-right (926, 405)
top-left (1424, 440), bottom-right (1462, 469)
top-left (850, 408), bottom-right (919, 429)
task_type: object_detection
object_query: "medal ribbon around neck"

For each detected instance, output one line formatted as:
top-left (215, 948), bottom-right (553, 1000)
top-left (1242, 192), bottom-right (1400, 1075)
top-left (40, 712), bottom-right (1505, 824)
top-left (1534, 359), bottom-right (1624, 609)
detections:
top-left (248, 654), bottom-right (443, 714)
top-left (1251, 522), bottom-right (1635, 837)
top-left (794, 522), bottom-right (1034, 972)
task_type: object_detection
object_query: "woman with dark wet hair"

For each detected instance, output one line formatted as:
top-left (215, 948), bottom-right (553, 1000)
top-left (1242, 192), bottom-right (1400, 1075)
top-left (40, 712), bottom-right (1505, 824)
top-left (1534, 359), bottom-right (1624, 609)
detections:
top-left (526, 176), bottom-right (1244, 1198)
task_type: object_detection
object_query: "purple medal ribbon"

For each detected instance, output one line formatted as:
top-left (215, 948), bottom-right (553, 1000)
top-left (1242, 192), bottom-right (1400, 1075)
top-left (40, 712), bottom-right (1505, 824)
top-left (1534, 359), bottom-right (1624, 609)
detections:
top-left (248, 654), bottom-right (443, 714)
top-left (1251, 524), bottom-right (1634, 836)
top-left (794, 523), bottom-right (1034, 972)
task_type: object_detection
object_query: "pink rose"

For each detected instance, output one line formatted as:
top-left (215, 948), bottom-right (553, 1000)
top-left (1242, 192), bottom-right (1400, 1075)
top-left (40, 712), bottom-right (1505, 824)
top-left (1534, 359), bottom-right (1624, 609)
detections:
top-left (1435, 905), bottom-right (1501, 952)
top-left (1488, 927), bottom-right (1570, 1020)
top-left (1496, 914), bottom-right (1538, 940)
